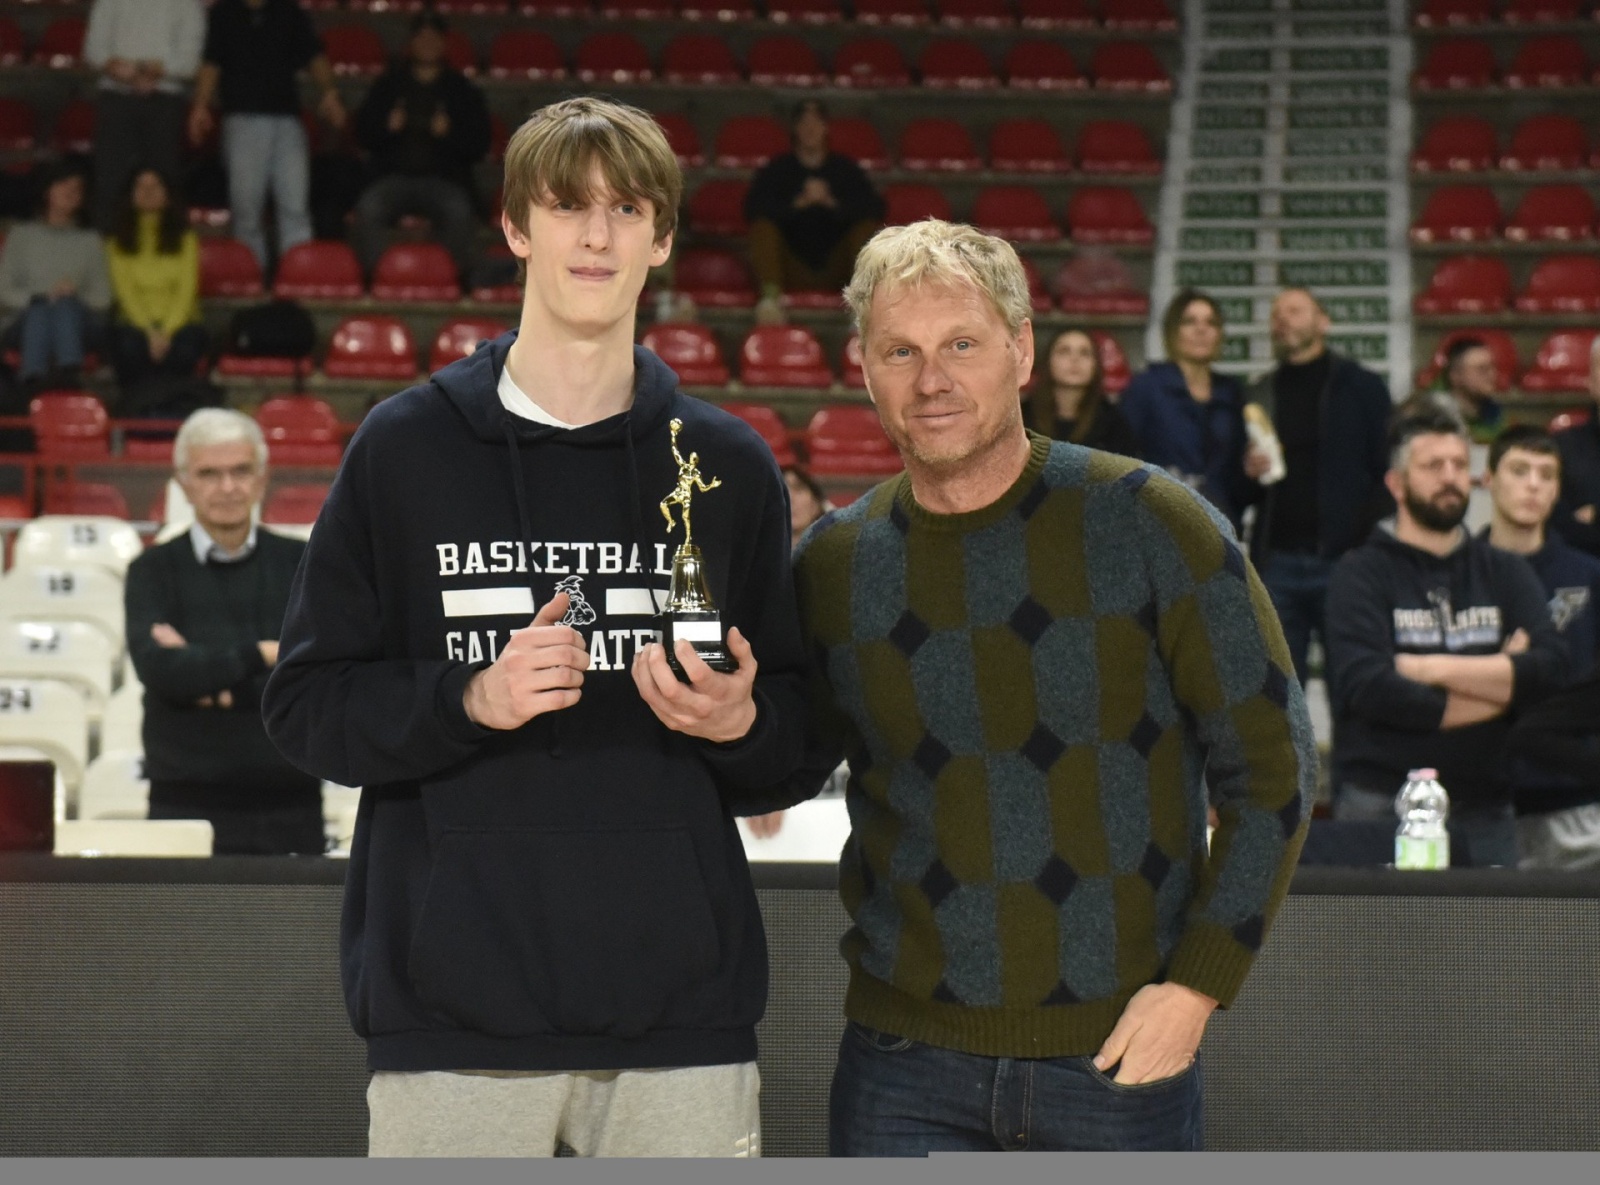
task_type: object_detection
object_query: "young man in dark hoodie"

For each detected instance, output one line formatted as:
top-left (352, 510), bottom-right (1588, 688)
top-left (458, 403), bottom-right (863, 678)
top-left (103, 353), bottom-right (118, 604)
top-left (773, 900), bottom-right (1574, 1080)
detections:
top-left (1483, 426), bottom-right (1600, 869)
top-left (1325, 406), bottom-right (1570, 867)
top-left (263, 97), bottom-right (807, 1157)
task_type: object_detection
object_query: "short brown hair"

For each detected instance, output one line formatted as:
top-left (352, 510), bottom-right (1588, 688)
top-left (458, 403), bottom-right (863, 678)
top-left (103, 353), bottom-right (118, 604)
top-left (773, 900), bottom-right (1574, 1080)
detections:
top-left (501, 97), bottom-right (681, 247)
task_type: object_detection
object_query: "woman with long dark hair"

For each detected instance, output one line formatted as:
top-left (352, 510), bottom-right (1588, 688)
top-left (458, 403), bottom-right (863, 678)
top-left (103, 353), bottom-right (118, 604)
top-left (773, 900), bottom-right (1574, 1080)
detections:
top-left (106, 167), bottom-right (209, 390)
top-left (1026, 327), bottom-right (1137, 456)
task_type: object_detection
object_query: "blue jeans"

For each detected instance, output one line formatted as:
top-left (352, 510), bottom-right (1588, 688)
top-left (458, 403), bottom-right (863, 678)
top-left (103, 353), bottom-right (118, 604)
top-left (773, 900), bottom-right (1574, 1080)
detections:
top-left (1258, 550), bottom-right (1334, 685)
top-left (1333, 784), bottom-right (1520, 868)
top-left (224, 113), bottom-right (313, 268)
top-left (10, 296), bottom-right (94, 379)
top-left (828, 1021), bottom-right (1204, 1154)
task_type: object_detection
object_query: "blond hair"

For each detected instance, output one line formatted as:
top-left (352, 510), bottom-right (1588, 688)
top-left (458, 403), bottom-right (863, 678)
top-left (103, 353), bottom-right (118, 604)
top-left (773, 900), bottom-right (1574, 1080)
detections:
top-left (502, 97), bottom-right (681, 245)
top-left (843, 220), bottom-right (1032, 340)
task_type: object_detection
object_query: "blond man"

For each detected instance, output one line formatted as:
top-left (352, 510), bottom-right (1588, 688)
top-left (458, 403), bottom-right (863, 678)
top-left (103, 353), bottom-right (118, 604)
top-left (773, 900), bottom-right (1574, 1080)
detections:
top-left (786, 221), bottom-right (1315, 1153)
top-left (263, 97), bottom-right (808, 1157)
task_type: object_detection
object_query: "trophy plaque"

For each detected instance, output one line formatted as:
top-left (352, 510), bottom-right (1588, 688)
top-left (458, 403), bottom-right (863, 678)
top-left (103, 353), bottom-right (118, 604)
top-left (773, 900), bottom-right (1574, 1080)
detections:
top-left (659, 418), bottom-right (737, 680)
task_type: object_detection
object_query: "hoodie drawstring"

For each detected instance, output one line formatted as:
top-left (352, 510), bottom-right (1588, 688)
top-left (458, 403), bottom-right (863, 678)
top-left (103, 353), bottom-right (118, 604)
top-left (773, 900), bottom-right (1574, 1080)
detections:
top-left (503, 415), bottom-right (567, 758)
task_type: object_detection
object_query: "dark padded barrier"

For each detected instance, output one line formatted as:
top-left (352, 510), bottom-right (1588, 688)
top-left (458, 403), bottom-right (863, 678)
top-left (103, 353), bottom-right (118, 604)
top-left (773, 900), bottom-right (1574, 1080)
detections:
top-left (1, 857), bottom-right (1598, 1154)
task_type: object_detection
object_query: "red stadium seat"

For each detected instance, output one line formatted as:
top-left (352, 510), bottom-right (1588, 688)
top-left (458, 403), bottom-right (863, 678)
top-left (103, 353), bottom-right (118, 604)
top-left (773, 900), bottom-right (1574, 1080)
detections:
top-left (263, 484), bottom-right (331, 526)
top-left (1067, 188), bottom-right (1153, 245)
top-left (828, 117), bottom-right (892, 170)
top-left (470, 244), bottom-right (520, 303)
top-left (441, 30), bottom-right (477, 75)
top-left (655, 113), bottom-right (705, 167)
top-left (673, 249), bottom-right (757, 307)
top-left (1018, 256), bottom-right (1053, 313)
top-left (432, 1), bottom-right (514, 11)
top-left (642, 324), bottom-right (731, 386)
top-left (256, 397), bottom-right (343, 467)
top-left (33, 17), bottom-right (85, 69)
top-left (198, 238), bottom-right (265, 298)
top-left (1409, 186), bottom-right (1502, 243)
top-left (1503, 0), bottom-right (1583, 21)
top-left (520, 0), bottom-right (594, 11)
top-left (972, 186), bottom-right (1061, 241)
top-left (989, 119), bottom-right (1071, 173)
top-left (1412, 116), bottom-right (1498, 172)
top-left (662, 34), bottom-right (742, 84)
top-left (323, 316), bottom-right (420, 381)
top-left (216, 350), bottom-right (313, 380)
top-left (919, 39), bottom-right (999, 88)
top-left (1501, 114), bottom-right (1589, 171)
top-left (882, 183), bottom-right (954, 225)
top-left (0, 99), bottom-right (36, 152)
top-left (1102, 0), bottom-right (1176, 31)
top-left (720, 403), bottom-right (796, 465)
top-left (899, 119), bottom-right (983, 171)
top-left (1516, 255), bottom-right (1600, 313)
top-left (747, 35), bottom-right (826, 86)
top-left (488, 30), bottom-right (567, 80)
top-left (52, 99), bottom-right (95, 156)
top-left (30, 393), bottom-right (109, 460)
top-left (679, 0), bottom-right (758, 17)
top-left (1054, 249), bottom-right (1148, 315)
top-left (1077, 120), bottom-right (1161, 174)
top-left (784, 290), bottom-right (844, 311)
top-left (1007, 40), bottom-right (1086, 89)
top-left (833, 37), bottom-right (913, 87)
top-left (937, 0), bottom-right (1016, 28)
top-left (429, 317), bottom-right (510, 372)
top-left (323, 25), bottom-right (388, 75)
top-left (1018, 0), bottom-right (1096, 28)
top-left (1414, 0), bottom-right (1493, 25)
top-left (0, 18), bottom-right (22, 68)
top-left (274, 241), bottom-right (364, 300)
top-left (1549, 409), bottom-right (1592, 433)
top-left (806, 406), bottom-right (901, 476)
top-left (841, 333), bottom-right (867, 389)
top-left (1505, 186), bottom-right (1596, 242)
top-left (1413, 39), bottom-right (1496, 89)
top-left (1520, 331), bottom-right (1600, 393)
top-left (713, 116), bottom-right (788, 168)
top-left (1090, 332), bottom-right (1132, 394)
top-left (575, 33), bottom-right (654, 84)
top-left (1416, 328), bottom-right (1518, 390)
top-left (855, 0), bottom-right (931, 23)
top-left (764, 0), bottom-right (846, 22)
top-left (600, 0), bottom-right (674, 16)
top-left (44, 483), bottom-right (128, 519)
top-left (740, 327), bottom-right (834, 388)
top-left (688, 180), bottom-right (749, 236)
top-left (1413, 255), bottom-right (1513, 314)
top-left (1091, 42), bottom-right (1170, 91)
top-left (1504, 36), bottom-right (1589, 89)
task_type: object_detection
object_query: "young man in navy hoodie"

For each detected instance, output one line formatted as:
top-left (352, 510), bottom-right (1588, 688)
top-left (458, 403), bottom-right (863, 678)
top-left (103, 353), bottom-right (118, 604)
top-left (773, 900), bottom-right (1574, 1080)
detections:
top-left (263, 97), bottom-right (808, 1157)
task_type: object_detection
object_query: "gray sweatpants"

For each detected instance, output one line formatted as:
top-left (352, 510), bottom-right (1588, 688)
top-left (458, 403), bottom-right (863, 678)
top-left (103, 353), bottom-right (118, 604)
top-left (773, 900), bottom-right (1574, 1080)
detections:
top-left (367, 1062), bottom-right (761, 1157)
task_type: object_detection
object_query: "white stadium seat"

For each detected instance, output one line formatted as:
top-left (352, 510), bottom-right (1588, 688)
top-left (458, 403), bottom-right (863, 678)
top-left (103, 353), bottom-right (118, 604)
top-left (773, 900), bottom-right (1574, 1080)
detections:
top-left (53, 818), bottom-right (213, 857)
top-left (100, 678), bottom-right (144, 755)
top-left (0, 678), bottom-right (89, 797)
top-left (12, 516), bottom-right (143, 577)
top-left (79, 750), bottom-right (149, 820)
top-left (0, 621), bottom-right (116, 716)
top-left (0, 563), bottom-right (127, 651)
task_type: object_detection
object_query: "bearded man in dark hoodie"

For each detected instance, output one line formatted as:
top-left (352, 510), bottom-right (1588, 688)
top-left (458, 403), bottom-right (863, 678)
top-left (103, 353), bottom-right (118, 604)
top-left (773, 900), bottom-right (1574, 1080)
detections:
top-left (263, 97), bottom-right (808, 1157)
top-left (1325, 405), bottom-right (1570, 867)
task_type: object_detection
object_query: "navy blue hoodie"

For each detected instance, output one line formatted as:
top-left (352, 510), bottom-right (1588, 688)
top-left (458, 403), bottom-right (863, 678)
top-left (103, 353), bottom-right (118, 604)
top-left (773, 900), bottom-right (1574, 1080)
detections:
top-left (262, 334), bottom-right (808, 1072)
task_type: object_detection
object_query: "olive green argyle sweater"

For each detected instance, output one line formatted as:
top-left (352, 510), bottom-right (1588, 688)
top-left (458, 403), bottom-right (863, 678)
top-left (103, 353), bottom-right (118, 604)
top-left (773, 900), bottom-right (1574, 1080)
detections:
top-left (791, 433), bottom-right (1315, 1058)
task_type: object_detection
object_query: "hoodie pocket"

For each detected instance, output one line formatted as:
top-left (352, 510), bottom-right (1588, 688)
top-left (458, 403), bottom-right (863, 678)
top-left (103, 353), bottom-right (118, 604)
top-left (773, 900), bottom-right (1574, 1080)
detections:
top-left (406, 825), bottom-right (722, 1039)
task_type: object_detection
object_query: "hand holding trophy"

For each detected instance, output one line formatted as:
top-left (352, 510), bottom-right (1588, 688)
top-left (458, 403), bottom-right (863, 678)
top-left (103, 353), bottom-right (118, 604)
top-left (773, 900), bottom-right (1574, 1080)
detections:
top-left (658, 417), bottom-right (737, 678)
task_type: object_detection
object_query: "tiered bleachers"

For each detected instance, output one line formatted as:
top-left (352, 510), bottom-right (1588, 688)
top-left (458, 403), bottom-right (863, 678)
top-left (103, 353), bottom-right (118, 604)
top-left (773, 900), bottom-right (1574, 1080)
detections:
top-left (1409, 2), bottom-right (1600, 410)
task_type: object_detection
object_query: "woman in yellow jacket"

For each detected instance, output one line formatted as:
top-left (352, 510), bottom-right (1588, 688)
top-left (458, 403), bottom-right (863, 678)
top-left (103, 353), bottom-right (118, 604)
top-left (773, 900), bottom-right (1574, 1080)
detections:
top-left (106, 168), bottom-right (209, 390)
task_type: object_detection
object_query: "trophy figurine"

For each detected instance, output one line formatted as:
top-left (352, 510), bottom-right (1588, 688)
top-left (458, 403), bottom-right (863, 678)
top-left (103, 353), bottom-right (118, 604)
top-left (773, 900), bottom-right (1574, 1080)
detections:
top-left (659, 417), bottom-right (737, 679)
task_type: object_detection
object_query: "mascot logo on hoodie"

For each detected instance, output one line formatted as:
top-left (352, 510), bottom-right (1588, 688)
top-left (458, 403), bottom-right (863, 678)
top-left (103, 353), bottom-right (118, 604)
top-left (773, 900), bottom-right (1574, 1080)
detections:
top-left (556, 575), bottom-right (598, 627)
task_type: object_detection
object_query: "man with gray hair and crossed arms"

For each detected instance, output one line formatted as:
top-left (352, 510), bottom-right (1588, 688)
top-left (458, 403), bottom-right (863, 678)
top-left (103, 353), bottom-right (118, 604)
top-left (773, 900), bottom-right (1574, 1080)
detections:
top-left (786, 220), bottom-right (1316, 1153)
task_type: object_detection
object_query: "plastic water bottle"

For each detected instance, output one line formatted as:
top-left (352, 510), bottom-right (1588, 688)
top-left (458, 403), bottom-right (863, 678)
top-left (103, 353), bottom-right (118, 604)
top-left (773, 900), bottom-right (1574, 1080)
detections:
top-left (1394, 768), bottom-right (1450, 870)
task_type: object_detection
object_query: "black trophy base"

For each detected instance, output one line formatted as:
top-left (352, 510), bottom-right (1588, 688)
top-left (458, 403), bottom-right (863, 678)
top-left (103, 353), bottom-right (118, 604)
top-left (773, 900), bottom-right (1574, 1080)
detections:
top-left (663, 610), bottom-right (738, 683)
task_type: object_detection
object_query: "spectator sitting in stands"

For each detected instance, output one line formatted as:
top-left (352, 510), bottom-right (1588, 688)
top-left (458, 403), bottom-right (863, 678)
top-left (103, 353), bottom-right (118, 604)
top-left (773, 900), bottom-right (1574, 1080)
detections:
top-left (188, 0), bottom-right (347, 270)
top-left (784, 463), bottom-right (829, 551)
top-left (1026, 326), bottom-right (1137, 457)
top-left (351, 12), bottom-right (491, 281)
top-left (125, 408), bottom-right (323, 856)
top-left (1551, 335), bottom-right (1600, 560)
top-left (0, 162), bottom-right (111, 395)
top-left (1243, 287), bottom-right (1393, 685)
top-left (1119, 288), bottom-right (1255, 531)
top-left (106, 168), bottom-right (209, 394)
top-left (1482, 425), bottom-right (1600, 870)
top-left (744, 100), bottom-right (884, 324)
top-left (1436, 335), bottom-right (1505, 444)
top-left (84, 0), bottom-right (206, 233)
top-left (1324, 405), bottom-right (1569, 867)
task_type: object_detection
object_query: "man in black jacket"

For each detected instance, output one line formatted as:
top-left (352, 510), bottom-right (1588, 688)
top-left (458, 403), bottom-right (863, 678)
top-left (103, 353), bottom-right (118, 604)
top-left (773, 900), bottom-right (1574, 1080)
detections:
top-left (1244, 287), bottom-right (1393, 684)
top-left (350, 12), bottom-right (490, 279)
top-left (744, 100), bottom-right (884, 323)
top-left (125, 408), bottom-right (322, 855)
top-left (1324, 406), bottom-right (1570, 867)
top-left (1551, 334), bottom-right (1600, 560)
top-left (263, 98), bottom-right (807, 1157)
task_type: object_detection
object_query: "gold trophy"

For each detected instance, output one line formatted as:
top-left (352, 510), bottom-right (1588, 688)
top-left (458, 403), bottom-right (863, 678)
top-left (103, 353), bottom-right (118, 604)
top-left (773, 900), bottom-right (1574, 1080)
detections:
top-left (660, 418), bottom-right (737, 679)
